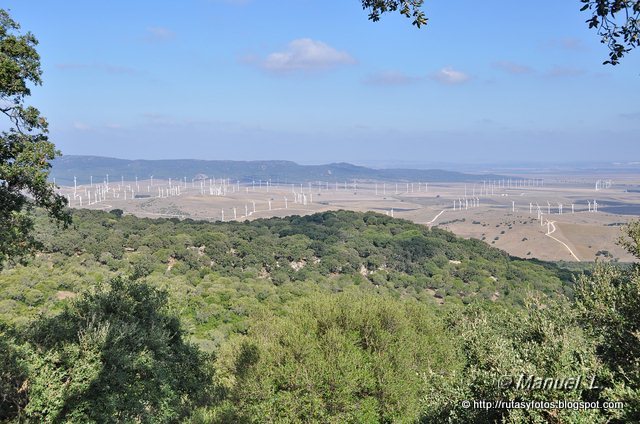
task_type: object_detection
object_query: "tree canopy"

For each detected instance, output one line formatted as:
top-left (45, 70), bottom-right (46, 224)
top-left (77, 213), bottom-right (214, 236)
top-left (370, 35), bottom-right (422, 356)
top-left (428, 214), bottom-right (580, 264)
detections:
top-left (1, 210), bottom-right (639, 422)
top-left (1, 277), bottom-right (214, 422)
top-left (0, 9), bottom-right (69, 269)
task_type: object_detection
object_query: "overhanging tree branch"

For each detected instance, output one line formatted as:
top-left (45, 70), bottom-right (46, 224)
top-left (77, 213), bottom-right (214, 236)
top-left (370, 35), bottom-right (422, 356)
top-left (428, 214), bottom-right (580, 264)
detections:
top-left (360, 1), bottom-right (639, 65)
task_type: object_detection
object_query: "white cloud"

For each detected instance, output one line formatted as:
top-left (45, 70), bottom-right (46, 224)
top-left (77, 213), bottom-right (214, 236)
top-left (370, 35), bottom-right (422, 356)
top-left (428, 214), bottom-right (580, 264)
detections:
top-left (619, 112), bottom-right (640, 120)
top-left (145, 27), bottom-right (176, 43)
top-left (72, 121), bottom-right (92, 131)
top-left (545, 66), bottom-right (586, 78)
top-left (493, 61), bottom-right (533, 75)
top-left (546, 37), bottom-right (587, 51)
top-left (430, 67), bottom-right (470, 85)
top-left (260, 38), bottom-right (355, 73)
top-left (365, 71), bottom-right (420, 86)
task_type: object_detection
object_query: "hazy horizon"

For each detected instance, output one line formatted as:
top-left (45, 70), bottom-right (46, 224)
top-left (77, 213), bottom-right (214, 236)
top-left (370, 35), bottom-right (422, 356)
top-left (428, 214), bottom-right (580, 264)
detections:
top-left (54, 154), bottom-right (640, 173)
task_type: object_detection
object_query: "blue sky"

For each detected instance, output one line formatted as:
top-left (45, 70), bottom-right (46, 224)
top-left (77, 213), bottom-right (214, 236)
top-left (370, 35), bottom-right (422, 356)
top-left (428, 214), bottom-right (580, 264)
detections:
top-left (5, 0), bottom-right (640, 165)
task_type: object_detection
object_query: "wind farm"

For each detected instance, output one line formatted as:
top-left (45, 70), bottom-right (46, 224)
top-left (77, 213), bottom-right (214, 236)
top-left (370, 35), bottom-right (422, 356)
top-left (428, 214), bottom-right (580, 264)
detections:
top-left (55, 162), bottom-right (640, 263)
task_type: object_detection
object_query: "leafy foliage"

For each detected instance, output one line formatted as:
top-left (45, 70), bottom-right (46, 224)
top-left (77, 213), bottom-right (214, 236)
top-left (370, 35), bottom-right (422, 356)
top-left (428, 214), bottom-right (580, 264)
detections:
top-left (575, 251), bottom-right (640, 419)
top-left (211, 293), bottom-right (461, 423)
top-left (361, 0), bottom-right (428, 27)
top-left (580, 0), bottom-right (640, 64)
top-left (435, 299), bottom-right (607, 423)
top-left (7, 277), bottom-right (214, 423)
top-left (0, 323), bottom-right (29, 421)
top-left (0, 9), bottom-right (70, 270)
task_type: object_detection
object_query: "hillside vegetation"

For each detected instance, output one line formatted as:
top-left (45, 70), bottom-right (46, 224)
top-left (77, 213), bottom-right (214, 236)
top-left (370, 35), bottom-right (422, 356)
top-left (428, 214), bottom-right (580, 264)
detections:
top-left (0, 210), bottom-right (638, 422)
top-left (2, 210), bottom-right (570, 334)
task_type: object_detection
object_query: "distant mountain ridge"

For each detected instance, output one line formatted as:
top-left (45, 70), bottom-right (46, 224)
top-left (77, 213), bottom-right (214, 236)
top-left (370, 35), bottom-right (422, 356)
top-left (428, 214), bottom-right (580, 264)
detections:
top-left (50, 155), bottom-right (505, 186)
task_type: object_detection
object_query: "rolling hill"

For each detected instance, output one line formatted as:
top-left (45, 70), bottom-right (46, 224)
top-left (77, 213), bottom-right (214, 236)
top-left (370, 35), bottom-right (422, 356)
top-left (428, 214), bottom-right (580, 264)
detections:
top-left (50, 155), bottom-right (505, 186)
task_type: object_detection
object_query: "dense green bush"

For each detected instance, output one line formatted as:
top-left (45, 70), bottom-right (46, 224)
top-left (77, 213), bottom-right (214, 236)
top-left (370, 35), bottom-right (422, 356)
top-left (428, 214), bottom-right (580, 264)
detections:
top-left (574, 223), bottom-right (640, 422)
top-left (209, 293), bottom-right (462, 423)
top-left (3, 278), bottom-right (214, 423)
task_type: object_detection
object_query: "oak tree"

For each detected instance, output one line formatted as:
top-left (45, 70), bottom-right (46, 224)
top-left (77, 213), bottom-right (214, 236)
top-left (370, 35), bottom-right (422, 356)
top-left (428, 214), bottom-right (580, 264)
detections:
top-left (0, 9), bottom-right (70, 269)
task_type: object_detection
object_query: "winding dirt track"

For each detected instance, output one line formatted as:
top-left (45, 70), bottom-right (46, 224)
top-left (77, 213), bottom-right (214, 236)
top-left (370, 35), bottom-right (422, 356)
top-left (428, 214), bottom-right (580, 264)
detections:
top-left (545, 220), bottom-right (581, 262)
top-left (427, 209), bottom-right (446, 225)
